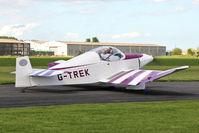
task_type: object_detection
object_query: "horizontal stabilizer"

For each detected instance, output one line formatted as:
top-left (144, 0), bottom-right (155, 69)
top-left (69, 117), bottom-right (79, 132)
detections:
top-left (30, 69), bottom-right (67, 77)
top-left (103, 66), bottom-right (189, 86)
top-left (12, 69), bottom-right (68, 77)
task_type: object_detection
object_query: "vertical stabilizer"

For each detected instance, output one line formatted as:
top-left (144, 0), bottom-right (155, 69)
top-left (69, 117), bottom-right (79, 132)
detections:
top-left (15, 56), bottom-right (32, 87)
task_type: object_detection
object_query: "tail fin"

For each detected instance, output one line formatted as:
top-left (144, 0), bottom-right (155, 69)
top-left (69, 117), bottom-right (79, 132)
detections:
top-left (15, 56), bottom-right (32, 87)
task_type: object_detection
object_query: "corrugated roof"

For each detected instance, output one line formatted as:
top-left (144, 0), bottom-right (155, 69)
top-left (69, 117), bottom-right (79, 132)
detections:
top-left (29, 40), bottom-right (47, 44)
top-left (58, 41), bottom-right (164, 47)
top-left (0, 39), bottom-right (27, 44)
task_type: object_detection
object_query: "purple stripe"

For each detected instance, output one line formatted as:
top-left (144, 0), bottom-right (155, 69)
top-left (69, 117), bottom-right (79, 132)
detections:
top-left (124, 54), bottom-right (143, 60)
top-left (43, 70), bottom-right (55, 76)
top-left (137, 71), bottom-right (159, 85)
top-left (137, 70), bottom-right (175, 85)
top-left (150, 70), bottom-right (175, 81)
top-left (34, 70), bottom-right (47, 76)
top-left (120, 70), bottom-right (145, 85)
top-left (48, 62), bottom-right (59, 67)
top-left (109, 70), bottom-right (135, 83)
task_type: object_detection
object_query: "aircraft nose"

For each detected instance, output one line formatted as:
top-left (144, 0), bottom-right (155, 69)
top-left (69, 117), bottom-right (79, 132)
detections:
top-left (139, 54), bottom-right (153, 68)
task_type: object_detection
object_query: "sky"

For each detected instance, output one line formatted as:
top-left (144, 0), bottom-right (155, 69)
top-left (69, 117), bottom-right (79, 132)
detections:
top-left (0, 0), bottom-right (199, 51)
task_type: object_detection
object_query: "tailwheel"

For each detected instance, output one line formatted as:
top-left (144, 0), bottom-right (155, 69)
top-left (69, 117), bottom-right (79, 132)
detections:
top-left (21, 87), bottom-right (29, 93)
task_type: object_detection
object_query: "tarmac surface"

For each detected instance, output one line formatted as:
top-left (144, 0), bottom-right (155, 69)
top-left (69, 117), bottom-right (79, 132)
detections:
top-left (0, 82), bottom-right (199, 108)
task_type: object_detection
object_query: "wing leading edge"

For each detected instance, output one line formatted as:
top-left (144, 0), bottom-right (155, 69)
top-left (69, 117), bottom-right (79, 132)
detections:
top-left (103, 66), bottom-right (189, 86)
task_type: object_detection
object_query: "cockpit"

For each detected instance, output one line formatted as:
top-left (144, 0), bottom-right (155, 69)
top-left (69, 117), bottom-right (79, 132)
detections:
top-left (89, 46), bottom-right (125, 61)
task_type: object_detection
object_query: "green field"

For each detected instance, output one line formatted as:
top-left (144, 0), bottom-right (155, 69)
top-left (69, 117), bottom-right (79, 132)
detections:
top-left (0, 55), bottom-right (199, 66)
top-left (0, 100), bottom-right (199, 133)
top-left (0, 56), bottom-right (71, 66)
top-left (148, 56), bottom-right (199, 66)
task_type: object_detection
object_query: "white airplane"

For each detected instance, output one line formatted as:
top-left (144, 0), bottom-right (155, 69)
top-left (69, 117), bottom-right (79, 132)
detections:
top-left (14, 46), bottom-right (189, 91)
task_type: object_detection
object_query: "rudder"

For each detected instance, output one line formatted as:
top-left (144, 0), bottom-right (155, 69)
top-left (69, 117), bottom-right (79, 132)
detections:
top-left (15, 56), bottom-right (32, 87)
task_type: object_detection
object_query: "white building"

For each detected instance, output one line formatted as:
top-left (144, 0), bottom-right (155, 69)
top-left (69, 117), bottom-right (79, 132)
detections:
top-left (25, 40), bottom-right (47, 51)
top-left (25, 40), bottom-right (67, 56)
top-left (42, 41), bottom-right (67, 56)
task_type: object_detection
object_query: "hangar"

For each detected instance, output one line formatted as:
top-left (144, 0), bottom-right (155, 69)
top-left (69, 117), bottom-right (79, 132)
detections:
top-left (27, 41), bottom-right (166, 56)
top-left (0, 39), bottom-right (30, 56)
top-left (62, 41), bottom-right (166, 56)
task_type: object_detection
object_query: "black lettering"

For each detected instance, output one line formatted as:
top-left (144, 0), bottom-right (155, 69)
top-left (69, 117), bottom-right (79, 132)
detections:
top-left (57, 74), bottom-right (63, 81)
top-left (67, 72), bottom-right (72, 79)
top-left (84, 69), bottom-right (90, 76)
top-left (73, 71), bottom-right (79, 78)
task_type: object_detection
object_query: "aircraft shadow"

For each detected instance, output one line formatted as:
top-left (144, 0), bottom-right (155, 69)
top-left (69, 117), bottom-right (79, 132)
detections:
top-left (27, 85), bottom-right (194, 96)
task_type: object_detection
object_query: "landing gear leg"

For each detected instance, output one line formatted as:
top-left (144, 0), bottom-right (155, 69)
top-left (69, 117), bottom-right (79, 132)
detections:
top-left (21, 87), bottom-right (29, 93)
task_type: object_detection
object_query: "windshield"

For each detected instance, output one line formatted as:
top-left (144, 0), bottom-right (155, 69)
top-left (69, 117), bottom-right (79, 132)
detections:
top-left (89, 46), bottom-right (124, 61)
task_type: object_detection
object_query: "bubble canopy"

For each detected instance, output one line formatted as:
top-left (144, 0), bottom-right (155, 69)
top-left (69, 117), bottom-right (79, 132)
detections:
top-left (89, 46), bottom-right (125, 61)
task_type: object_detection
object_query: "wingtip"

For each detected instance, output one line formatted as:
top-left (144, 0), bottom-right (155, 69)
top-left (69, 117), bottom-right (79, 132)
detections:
top-left (176, 66), bottom-right (190, 70)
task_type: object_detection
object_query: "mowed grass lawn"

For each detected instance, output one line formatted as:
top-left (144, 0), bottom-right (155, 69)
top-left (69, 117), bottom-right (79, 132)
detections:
top-left (1, 100), bottom-right (199, 133)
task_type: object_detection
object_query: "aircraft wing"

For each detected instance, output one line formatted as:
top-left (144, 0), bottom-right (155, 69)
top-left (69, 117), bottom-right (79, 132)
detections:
top-left (103, 66), bottom-right (189, 86)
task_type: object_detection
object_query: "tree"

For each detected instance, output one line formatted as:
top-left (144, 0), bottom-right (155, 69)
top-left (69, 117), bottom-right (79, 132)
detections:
top-left (187, 48), bottom-right (196, 56)
top-left (171, 48), bottom-right (182, 55)
top-left (92, 37), bottom-right (99, 42)
top-left (78, 51), bottom-right (83, 55)
top-left (0, 36), bottom-right (18, 40)
top-left (197, 51), bottom-right (199, 57)
top-left (86, 38), bottom-right (91, 42)
top-left (197, 47), bottom-right (199, 57)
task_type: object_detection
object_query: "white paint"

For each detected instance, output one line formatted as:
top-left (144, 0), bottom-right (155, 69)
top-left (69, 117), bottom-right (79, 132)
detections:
top-left (15, 56), bottom-right (32, 87)
top-left (112, 70), bottom-right (139, 84)
top-left (128, 70), bottom-right (152, 85)
top-left (139, 54), bottom-right (153, 68)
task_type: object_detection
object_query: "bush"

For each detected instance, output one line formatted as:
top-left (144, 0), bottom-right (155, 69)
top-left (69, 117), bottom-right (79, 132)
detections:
top-left (187, 48), bottom-right (196, 56)
top-left (86, 38), bottom-right (91, 42)
top-left (171, 48), bottom-right (182, 55)
top-left (92, 37), bottom-right (99, 42)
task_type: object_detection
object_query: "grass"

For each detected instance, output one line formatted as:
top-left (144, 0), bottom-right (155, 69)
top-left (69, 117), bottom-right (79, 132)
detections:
top-left (0, 56), bottom-right (199, 66)
top-left (0, 56), bottom-right (72, 66)
top-left (148, 56), bottom-right (199, 66)
top-left (0, 67), bottom-right (15, 84)
top-left (0, 100), bottom-right (199, 133)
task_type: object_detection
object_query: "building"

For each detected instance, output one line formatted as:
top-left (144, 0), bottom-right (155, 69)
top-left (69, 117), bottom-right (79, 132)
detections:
top-left (42, 41), bottom-right (67, 56)
top-left (27, 41), bottom-right (166, 56)
top-left (25, 40), bottom-right (56, 56)
top-left (25, 40), bottom-right (47, 51)
top-left (60, 41), bottom-right (166, 56)
top-left (182, 50), bottom-right (187, 55)
top-left (0, 39), bottom-right (30, 56)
